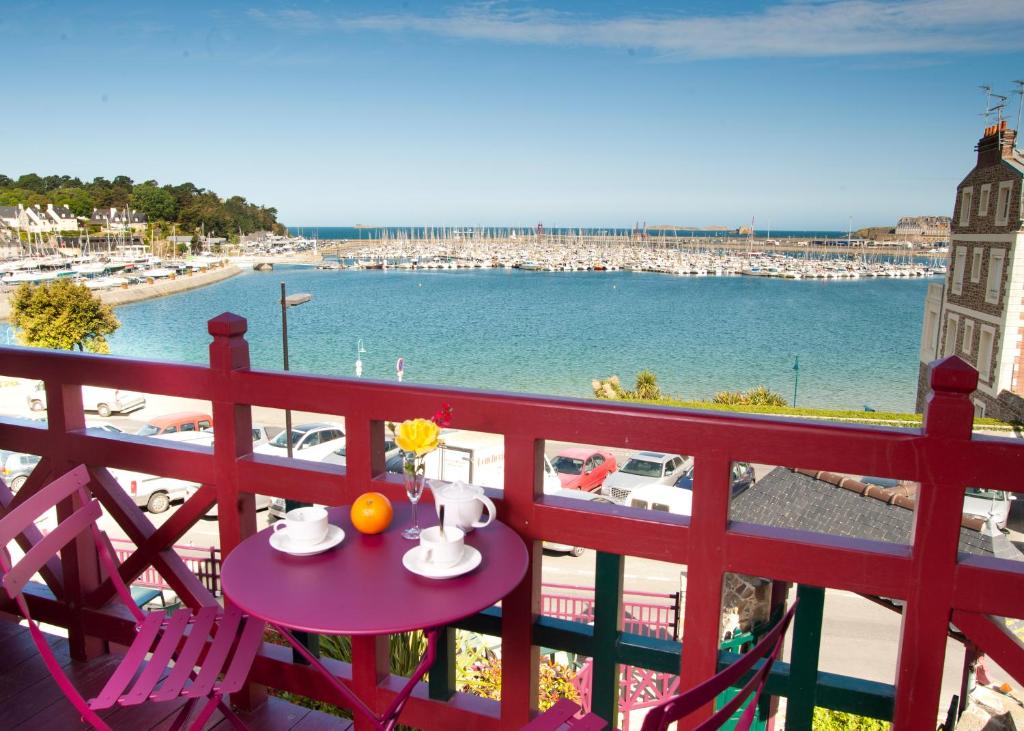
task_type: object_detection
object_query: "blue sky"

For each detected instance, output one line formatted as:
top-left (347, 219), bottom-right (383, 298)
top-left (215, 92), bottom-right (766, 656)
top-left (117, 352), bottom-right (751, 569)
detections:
top-left (2, 1), bottom-right (1023, 228)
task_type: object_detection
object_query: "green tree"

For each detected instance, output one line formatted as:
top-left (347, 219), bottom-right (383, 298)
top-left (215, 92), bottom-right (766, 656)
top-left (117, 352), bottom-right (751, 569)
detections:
top-left (10, 280), bottom-right (120, 353)
top-left (130, 182), bottom-right (177, 221)
top-left (53, 186), bottom-right (95, 217)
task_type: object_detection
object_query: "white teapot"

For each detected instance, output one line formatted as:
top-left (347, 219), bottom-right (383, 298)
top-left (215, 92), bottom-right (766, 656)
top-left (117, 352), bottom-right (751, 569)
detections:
top-left (430, 481), bottom-right (496, 532)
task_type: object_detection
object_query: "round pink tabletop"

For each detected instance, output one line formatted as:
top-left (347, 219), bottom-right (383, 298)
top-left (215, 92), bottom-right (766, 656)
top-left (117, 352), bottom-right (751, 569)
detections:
top-left (221, 505), bottom-right (528, 635)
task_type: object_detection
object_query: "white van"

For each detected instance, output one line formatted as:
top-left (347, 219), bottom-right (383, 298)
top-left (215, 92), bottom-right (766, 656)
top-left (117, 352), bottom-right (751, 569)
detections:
top-left (419, 430), bottom-right (561, 493)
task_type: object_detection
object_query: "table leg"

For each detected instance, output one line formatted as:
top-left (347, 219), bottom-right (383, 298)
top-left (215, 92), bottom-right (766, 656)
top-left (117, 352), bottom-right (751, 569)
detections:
top-left (274, 624), bottom-right (438, 731)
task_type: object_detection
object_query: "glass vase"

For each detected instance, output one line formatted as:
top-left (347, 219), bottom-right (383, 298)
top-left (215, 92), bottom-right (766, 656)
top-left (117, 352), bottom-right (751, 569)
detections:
top-left (402, 452), bottom-right (426, 539)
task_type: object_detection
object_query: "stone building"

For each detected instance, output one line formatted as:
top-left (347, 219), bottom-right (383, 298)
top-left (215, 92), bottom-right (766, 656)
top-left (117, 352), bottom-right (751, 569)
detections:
top-left (915, 121), bottom-right (1024, 419)
top-left (894, 215), bottom-right (950, 240)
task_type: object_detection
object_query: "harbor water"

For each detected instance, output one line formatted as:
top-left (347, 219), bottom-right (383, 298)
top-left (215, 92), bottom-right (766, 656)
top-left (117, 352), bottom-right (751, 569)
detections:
top-left (108, 267), bottom-right (930, 413)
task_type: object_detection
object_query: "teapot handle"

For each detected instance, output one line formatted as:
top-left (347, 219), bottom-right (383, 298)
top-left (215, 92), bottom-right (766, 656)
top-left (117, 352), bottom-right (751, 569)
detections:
top-left (473, 494), bottom-right (497, 528)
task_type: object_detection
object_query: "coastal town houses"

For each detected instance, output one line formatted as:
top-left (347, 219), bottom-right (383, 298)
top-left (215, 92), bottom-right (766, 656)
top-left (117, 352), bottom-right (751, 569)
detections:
top-left (894, 214), bottom-right (950, 241)
top-left (89, 206), bottom-right (147, 232)
top-left (916, 120), bottom-right (1024, 419)
top-left (0, 203), bottom-right (79, 234)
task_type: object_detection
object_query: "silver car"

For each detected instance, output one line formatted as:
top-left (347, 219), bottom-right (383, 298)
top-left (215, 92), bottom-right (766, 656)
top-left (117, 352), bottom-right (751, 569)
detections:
top-left (0, 450), bottom-right (41, 492)
top-left (600, 451), bottom-right (692, 505)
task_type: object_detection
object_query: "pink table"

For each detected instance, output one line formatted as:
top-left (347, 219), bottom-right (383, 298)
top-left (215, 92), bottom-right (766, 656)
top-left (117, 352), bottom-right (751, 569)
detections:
top-left (221, 504), bottom-right (528, 730)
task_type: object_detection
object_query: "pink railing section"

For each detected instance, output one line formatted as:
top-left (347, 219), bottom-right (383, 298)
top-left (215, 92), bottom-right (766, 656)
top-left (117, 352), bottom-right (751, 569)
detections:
top-left (540, 582), bottom-right (681, 640)
top-left (109, 538), bottom-right (221, 596)
top-left (540, 582), bottom-right (684, 730)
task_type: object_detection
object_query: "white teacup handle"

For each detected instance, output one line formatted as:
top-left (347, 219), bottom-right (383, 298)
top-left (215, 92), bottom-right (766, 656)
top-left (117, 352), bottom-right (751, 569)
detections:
top-left (472, 495), bottom-right (497, 528)
top-left (273, 522), bottom-right (288, 534)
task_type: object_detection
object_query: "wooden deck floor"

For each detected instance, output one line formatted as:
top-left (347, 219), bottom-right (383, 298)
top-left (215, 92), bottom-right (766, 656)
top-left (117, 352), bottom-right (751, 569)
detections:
top-left (0, 618), bottom-right (352, 730)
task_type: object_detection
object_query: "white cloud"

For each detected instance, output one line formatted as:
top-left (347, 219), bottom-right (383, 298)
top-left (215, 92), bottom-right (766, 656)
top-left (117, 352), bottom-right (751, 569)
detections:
top-left (249, 0), bottom-right (1024, 59)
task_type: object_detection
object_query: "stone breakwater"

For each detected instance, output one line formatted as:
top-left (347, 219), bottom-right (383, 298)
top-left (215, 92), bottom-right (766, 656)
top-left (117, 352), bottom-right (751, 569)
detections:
top-left (0, 264), bottom-right (242, 322)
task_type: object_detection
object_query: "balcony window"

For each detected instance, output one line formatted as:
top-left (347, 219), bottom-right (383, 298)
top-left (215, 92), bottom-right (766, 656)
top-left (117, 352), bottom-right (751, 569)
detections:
top-left (985, 249), bottom-right (1005, 304)
top-left (944, 315), bottom-right (959, 356)
top-left (959, 187), bottom-right (973, 226)
top-left (962, 319), bottom-right (974, 354)
top-left (952, 246), bottom-right (967, 295)
top-left (978, 326), bottom-right (995, 381)
top-left (979, 183), bottom-right (991, 216)
top-left (995, 181), bottom-right (1014, 226)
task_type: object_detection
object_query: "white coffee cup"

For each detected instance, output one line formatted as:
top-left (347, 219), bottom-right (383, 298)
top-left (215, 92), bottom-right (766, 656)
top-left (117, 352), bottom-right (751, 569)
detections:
top-left (419, 525), bottom-right (465, 568)
top-left (273, 506), bottom-right (329, 546)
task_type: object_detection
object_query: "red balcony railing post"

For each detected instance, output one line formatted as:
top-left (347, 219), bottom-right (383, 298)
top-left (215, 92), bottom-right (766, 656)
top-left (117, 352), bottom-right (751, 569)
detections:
top-left (208, 314), bottom-right (265, 710)
top-left (45, 377), bottom-right (106, 660)
top-left (676, 450), bottom-right (733, 730)
top-left (500, 434), bottom-right (544, 728)
top-left (207, 313), bottom-right (257, 558)
top-left (892, 356), bottom-right (977, 729)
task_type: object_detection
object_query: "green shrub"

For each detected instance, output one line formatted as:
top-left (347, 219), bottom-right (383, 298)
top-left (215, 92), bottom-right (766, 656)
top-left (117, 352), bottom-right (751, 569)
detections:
top-left (812, 707), bottom-right (890, 730)
top-left (712, 390), bottom-right (746, 405)
top-left (744, 385), bottom-right (788, 407)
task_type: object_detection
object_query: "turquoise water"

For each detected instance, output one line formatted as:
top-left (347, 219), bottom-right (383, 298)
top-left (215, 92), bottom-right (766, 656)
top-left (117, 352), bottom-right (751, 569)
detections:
top-left (107, 268), bottom-right (929, 412)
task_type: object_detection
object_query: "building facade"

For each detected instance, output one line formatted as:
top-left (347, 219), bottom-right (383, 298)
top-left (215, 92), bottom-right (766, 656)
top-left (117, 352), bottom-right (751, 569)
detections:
top-left (916, 121), bottom-right (1024, 419)
top-left (895, 215), bottom-right (950, 240)
top-left (89, 207), bottom-right (148, 232)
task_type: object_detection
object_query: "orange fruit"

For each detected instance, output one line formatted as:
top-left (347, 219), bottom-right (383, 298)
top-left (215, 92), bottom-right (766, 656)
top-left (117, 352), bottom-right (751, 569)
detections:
top-left (350, 492), bottom-right (393, 534)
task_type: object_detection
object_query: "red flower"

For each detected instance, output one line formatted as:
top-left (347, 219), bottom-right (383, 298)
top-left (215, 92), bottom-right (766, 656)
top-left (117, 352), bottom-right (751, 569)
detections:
top-left (431, 403), bottom-right (453, 427)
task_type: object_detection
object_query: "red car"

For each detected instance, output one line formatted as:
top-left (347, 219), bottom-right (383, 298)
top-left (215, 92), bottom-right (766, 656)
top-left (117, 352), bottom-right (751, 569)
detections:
top-left (550, 448), bottom-right (618, 491)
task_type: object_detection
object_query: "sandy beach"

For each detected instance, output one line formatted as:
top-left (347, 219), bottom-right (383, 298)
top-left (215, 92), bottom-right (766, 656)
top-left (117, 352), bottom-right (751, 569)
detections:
top-left (0, 264), bottom-right (243, 322)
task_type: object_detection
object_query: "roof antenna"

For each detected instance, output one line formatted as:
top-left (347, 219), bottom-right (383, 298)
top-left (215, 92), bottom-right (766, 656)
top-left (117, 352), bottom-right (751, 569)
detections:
top-left (980, 84), bottom-right (993, 119)
top-left (1013, 80), bottom-right (1024, 148)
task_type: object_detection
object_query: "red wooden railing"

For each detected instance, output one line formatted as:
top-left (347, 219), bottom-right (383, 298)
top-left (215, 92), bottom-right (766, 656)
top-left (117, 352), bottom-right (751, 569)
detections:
top-left (0, 313), bottom-right (1022, 730)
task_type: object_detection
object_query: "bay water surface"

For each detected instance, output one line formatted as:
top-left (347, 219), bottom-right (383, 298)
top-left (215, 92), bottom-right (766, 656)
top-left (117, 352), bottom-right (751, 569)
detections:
top-left (108, 267), bottom-right (929, 413)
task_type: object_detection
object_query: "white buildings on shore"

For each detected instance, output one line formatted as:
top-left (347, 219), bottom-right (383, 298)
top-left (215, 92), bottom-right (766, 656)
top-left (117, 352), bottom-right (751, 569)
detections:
top-left (0, 204), bottom-right (80, 234)
top-left (88, 207), bottom-right (147, 233)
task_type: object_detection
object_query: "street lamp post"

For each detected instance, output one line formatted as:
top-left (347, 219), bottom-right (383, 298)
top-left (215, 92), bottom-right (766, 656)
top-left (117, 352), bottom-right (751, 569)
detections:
top-left (280, 282), bottom-right (312, 463)
top-left (792, 355), bottom-right (800, 408)
top-left (280, 282), bottom-right (316, 663)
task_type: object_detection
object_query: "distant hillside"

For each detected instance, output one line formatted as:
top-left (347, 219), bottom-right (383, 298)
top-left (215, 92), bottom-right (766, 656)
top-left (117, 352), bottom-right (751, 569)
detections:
top-left (853, 226), bottom-right (896, 240)
top-left (0, 173), bottom-right (286, 237)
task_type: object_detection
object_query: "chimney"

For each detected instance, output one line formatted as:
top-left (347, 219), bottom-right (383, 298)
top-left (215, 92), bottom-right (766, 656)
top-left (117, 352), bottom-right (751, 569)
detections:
top-left (976, 120), bottom-right (1018, 166)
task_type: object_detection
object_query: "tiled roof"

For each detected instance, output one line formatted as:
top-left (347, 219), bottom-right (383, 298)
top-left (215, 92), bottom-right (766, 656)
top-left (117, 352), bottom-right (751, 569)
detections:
top-left (730, 467), bottom-right (1020, 559)
top-left (0, 206), bottom-right (18, 219)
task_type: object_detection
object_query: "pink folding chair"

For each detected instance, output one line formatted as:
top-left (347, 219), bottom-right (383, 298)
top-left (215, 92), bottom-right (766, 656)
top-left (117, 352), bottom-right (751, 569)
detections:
top-left (527, 600), bottom-right (797, 731)
top-left (640, 599), bottom-right (798, 731)
top-left (521, 697), bottom-right (608, 730)
top-left (0, 465), bottom-right (265, 731)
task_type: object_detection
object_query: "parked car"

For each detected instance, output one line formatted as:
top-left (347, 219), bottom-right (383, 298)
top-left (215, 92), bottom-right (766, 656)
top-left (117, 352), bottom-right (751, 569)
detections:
top-left (600, 451), bottom-right (692, 505)
top-left (860, 476), bottom-right (1015, 531)
top-left (550, 448), bottom-right (618, 491)
top-left (543, 488), bottom-right (615, 556)
top-left (107, 467), bottom-right (195, 514)
top-left (321, 438), bottom-right (401, 468)
top-left (628, 484), bottom-right (693, 516)
top-left (251, 423), bottom-right (274, 446)
top-left (26, 381), bottom-right (145, 417)
top-left (136, 412), bottom-right (212, 436)
top-left (673, 462), bottom-right (755, 496)
top-left (963, 487), bottom-right (1016, 530)
top-left (254, 422), bottom-right (345, 461)
top-left (269, 438), bottom-right (401, 522)
top-left (0, 450), bottom-right (41, 492)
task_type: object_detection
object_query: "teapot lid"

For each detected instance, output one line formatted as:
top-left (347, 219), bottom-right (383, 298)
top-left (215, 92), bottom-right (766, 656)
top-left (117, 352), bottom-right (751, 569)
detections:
top-left (436, 481), bottom-right (483, 499)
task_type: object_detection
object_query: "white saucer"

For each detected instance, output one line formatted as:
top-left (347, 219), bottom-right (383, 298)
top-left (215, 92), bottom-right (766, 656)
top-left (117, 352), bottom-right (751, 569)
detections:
top-left (402, 545), bottom-right (482, 579)
top-left (270, 524), bottom-right (345, 556)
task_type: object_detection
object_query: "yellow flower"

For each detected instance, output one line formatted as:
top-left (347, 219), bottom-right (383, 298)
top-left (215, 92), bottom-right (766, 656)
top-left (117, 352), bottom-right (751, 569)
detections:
top-left (395, 418), bottom-right (440, 456)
